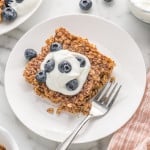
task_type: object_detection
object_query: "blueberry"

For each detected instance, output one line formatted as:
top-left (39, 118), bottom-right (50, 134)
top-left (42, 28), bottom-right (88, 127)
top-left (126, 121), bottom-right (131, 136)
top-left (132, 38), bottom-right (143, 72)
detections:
top-left (76, 56), bottom-right (86, 67)
top-left (44, 59), bottom-right (55, 72)
top-left (2, 7), bottom-right (17, 22)
top-left (16, 0), bottom-right (24, 3)
top-left (50, 42), bottom-right (62, 52)
top-left (58, 61), bottom-right (72, 73)
top-left (24, 49), bottom-right (37, 61)
top-left (66, 79), bottom-right (78, 91)
top-left (5, 0), bottom-right (13, 6)
top-left (104, 0), bottom-right (113, 2)
top-left (79, 0), bottom-right (92, 11)
top-left (36, 71), bottom-right (47, 83)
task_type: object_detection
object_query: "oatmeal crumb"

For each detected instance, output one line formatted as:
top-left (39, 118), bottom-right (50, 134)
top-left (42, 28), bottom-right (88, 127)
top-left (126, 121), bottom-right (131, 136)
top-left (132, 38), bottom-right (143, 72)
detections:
top-left (47, 108), bottom-right (54, 114)
top-left (110, 76), bottom-right (115, 82)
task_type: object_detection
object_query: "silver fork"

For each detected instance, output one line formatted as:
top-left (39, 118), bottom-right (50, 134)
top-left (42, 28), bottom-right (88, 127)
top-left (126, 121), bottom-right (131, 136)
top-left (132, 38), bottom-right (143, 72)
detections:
top-left (56, 81), bottom-right (122, 150)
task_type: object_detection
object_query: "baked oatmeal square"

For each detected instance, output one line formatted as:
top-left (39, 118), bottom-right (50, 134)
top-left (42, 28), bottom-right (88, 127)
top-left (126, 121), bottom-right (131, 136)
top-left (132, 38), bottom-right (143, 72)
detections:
top-left (23, 27), bottom-right (115, 115)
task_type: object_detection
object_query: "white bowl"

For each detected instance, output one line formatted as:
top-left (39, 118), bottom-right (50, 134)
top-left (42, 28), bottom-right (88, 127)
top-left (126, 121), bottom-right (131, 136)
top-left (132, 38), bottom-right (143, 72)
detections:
top-left (129, 0), bottom-right (150, 23)
top-left (0, 0), bottom-right (43, 35)
top-left (0, 127), bottom-right (19, 150)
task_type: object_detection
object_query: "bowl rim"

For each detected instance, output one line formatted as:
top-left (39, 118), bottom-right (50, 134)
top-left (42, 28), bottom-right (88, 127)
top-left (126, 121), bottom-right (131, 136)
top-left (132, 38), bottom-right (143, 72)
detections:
top-left (129, 0), bottom-right (150, 13)
top-left (0, 126), bottom-right (19, 150)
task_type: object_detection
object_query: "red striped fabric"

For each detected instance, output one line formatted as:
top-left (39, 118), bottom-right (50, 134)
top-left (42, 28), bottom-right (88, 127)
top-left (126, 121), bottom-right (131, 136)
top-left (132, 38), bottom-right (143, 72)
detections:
top-left (108, 71), bottom-right (150, 150)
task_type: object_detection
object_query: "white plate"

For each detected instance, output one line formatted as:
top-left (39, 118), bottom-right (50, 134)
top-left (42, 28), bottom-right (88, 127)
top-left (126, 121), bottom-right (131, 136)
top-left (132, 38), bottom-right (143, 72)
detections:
top-left (5, 14), bottom-right (146, 143)
top-left (0, 126), bottom-right (19, 150)
top-left (0, 0), bottom-right (42, 35)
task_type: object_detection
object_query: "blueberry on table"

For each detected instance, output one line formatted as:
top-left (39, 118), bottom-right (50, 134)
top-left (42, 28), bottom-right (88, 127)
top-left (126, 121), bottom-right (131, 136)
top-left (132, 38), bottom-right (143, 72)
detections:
top-left (24, 49), bottom-right (37, 61)
top-left (76, 56), bottom-right (86, 67)
top-left (16, 0), bottom-right (24, 3)
top-left (50, 42), bottom-right (62, 52)
top-left (66, 79), bottom-right (78, 91)
top-left (36, 71), bottom-right (47, 83)
top-left (79, 0), bottom-right (92, 11)
top-left (2, 7), bottom-right (17, 22)
top-left (58, 61), bottom-right (72, 73)
top-left (44, 59), bottom-right (55, 73)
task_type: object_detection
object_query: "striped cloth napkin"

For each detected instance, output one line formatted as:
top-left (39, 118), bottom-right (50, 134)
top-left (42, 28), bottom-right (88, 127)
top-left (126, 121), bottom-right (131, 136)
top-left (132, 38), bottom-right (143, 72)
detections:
top-left (108, 71), bottom-right (150, 150)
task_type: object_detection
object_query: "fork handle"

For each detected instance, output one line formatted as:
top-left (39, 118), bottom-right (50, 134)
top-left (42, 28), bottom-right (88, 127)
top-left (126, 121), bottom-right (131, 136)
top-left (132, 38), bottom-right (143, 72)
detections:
top-left (56, 114), bottom-right (93, 150)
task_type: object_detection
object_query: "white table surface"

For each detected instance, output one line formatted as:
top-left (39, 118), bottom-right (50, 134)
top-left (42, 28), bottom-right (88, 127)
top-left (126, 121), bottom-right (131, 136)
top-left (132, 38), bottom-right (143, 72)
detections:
top-left (0, 0), bottom-right (150, 150)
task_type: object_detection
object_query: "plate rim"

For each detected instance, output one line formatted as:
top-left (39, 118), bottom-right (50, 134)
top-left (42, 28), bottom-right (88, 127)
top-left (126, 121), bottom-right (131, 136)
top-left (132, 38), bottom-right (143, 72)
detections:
top-left (4, 14), bottom-right (147, 143)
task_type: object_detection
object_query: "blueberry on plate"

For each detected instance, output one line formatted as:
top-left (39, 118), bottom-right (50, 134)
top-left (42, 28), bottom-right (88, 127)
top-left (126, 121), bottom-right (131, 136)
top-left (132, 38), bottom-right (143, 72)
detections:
top-left (2, 7), bottom-right (17, 22)
top-left (36, 70), bottom-right (47, 83)
top-left (44, 59), bottom-right (55, 72)
top-left (24, 49), bottom-right (37, 61)
top-left (58, 61), bottom-right (72, 73)
top-left (66, 79), bottom-right (78, 91)
top-left (50, 42), bottom-right (62, 52)
top-left (16, 0), bottom-right (24, 3)
top-left (76, 56), bottom-right (86, 67)
top-left (79, 0), bottom-right (92, 11)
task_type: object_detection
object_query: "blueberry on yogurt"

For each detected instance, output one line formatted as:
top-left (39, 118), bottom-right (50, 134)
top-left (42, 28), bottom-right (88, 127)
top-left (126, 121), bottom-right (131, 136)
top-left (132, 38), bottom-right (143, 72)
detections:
top-left (76, 56), bottom-right (86, 67)
top-left (5, 0), bottom-right (13, 6)
top-left (58, 61), bottom-right (72, 73)
top-left (104, 0), bottom-right (113, 2)
top-left (66, 79), bottom-right (78, 91)
top-left (44, 59), bottom-right (55, 73)
top-left (16, 0), bottom-right (24, 3)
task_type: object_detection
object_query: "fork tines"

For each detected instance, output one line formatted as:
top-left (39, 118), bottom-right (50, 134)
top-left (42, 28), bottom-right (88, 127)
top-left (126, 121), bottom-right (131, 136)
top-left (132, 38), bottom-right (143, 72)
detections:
top-left (94, 81), bottom-right (122, 108)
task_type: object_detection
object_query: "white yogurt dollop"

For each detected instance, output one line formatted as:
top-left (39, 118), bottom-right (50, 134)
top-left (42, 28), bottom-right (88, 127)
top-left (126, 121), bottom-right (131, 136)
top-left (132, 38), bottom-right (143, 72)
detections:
top-left (11, 0), bottom-right (37, 16)
top-left (40, 50), bottom-right (91, 96)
